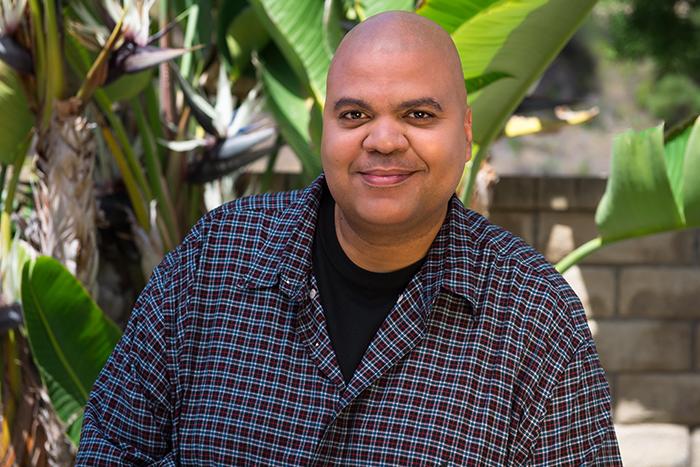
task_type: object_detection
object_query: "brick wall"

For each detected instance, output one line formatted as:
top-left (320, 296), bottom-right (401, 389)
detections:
top-left (491, 176), bottom-right (700, 466)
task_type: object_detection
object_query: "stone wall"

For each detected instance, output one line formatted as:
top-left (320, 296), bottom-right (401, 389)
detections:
top-left (491, 176), bottom-right (700, 466)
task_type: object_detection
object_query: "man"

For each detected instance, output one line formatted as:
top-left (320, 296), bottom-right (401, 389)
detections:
top-left (77, 11), bottom-right (621, 465)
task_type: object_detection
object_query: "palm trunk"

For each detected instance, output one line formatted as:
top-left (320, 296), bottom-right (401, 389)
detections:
top-left (33, 102), bottom-right (98, 299)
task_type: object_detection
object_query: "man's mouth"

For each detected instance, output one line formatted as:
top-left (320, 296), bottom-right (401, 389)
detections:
top-left (358, 170), bottom-right (414, 186)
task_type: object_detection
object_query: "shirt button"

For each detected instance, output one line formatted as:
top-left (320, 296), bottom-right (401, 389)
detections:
top-left (309, 288), bottom-right (318, 300)
top-left (315, 341), bottom-right (320, 348)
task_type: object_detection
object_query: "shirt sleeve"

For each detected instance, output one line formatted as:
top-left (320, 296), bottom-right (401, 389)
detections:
top-left (530, 341), bottom-right (622, 466)
top-left (75, 222), bottom-right (202, 466)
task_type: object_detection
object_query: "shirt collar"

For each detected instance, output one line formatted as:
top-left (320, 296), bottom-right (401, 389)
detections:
top-left (239, 174), bottom-right (324, 300)
top-left (241, 173), bottom-right (481, 309)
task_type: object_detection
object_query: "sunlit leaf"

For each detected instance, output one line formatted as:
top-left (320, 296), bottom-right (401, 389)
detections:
top-left (681, 117), bottom-right (700, 226)
top-left (360, 0), bottom-right (414, 18)
top-left (663, 120), bottom-right (693, 216)
top-left (22, 256), bottom-right (121, 445)
top-left (416, 0), bottom-right (500, 33)
top-left (419, 0), bottom-right (597, 203)
top-left (249, 0), bottom-right (332, 105)
top-left (595, 124), bottom-right (684, 241)
top-left (464, 71), bottom-right (511, 94)
top-left (557, 117), bottom-right (700, 272)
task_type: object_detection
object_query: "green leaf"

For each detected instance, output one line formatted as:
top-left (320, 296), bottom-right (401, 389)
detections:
top-left (682, 117), bottom-right (700, 226)
top-left (425, 0), bottom-right (597, 147)
top-left (0, 64), bottom-right (33, 165)
top-left (417, 0), bottom-right (500, 33)
top-left (419, 0), bottom-right (597, 203)
top-left (309, 100), bottom-right (324, 152)
top-left (663, 120), bottom-right (693, 217)
top-left (557, 116), bottom-right (700, 273)
top-left (217, 0), bottom-right (249, 67)
top-left (323, 0), bottom-right (345, 56)
top-left (21, 257), bottom-right (122, 444)
top-left (361, 0), bottom-right (415, 18)
top-left (102, 69), bottom-right (154, 102)
top-left (224, 6), bottom-right (271, 77)
top-left (464, 71), bottom-right (511, 94)
top-left (249, 0), bottom-right (333, 105)
top-left (595, 124), bottom-right (684, 242)
top-left (257, 48), bottom-right (322, 180)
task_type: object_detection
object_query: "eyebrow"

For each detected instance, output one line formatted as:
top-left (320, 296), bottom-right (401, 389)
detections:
top-left (333, 97), bottom-right (444, 113)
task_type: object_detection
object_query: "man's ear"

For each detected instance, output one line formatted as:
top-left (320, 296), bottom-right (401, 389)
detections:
top-left (464, 105), bottom-right (473, 163)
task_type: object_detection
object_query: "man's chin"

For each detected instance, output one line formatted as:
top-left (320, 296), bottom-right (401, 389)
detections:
top-left (346, 203), bottom-right (416, 230)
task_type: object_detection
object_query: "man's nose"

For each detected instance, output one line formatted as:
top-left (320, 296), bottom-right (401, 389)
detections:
top-left (362, 117), bottom-right (409, 155)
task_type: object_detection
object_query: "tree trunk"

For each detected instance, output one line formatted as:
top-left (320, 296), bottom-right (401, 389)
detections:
top-left (33, 102), bottom-right (98, 298)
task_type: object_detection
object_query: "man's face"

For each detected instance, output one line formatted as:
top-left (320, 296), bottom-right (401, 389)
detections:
top-left (321, 43), bottom-right (472, 233)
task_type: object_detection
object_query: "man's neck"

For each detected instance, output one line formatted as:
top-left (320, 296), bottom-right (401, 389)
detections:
top-left (333, 204), bottom-right (447, 273)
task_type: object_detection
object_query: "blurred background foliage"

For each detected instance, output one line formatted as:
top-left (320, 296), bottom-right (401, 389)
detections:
top-left (0, 0), bottom-right (698, 464)
top-left (606, 0), bottom-right (700, 124)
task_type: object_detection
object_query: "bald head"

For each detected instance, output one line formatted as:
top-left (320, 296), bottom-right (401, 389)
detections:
top-left (320, 11), bottom-right (473, 257)
top-left (327, 11), bottom-right (466, 106)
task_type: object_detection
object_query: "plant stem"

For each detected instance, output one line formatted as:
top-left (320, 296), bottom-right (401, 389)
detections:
top-left (27, 0), bottom-right (48, 129)
top-left (101, 127), bottom-right (150, 230)
top-left (95, 91), bottom-right (153, 201)
top-left (555, 237), bottom-right (603, 273)
top-left (180, 3), bottom-right (200, 80)
top-left (186, 183), bottom-right (202, 230)
top-left (461, 140), bottom-right (491, 207)
top-left (144, 85), bottom-right (167, 165)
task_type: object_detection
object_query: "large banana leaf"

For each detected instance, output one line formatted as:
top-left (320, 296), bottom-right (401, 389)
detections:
top-left (418, 0), bottom-right (597, 201)
top-left (556, 116), bottom-right (700, 272)
top-left (361, 0), bottom-right (415, 18)
top-left (21, 256), bottom-right (122, 445)
top-left (249, 0), bottom-right (332, 105)
top-left (257, 49), bottom-right (322, 180)
top-left (0, 64), bottom-right (33, 165)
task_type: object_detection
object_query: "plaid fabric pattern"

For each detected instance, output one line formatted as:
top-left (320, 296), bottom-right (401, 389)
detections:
top-left (77, 175), bottom-right (621, 466)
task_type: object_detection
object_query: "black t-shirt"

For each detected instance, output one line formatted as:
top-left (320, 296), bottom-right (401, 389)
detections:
top-left (312, 186), bottom-right (425, 383)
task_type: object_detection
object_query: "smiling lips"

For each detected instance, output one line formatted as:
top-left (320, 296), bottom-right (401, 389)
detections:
top-left (358, 170), bottom-right (415, 186)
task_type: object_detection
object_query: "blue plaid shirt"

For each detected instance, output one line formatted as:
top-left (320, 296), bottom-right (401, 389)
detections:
top-left (77, 175), bottom-right (621, 465)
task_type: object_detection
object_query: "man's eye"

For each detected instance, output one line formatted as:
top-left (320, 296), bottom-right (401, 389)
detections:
top-left (407, 110), bottom-right (433, 119)
top-left (340, 111), bottom-right (367, 120)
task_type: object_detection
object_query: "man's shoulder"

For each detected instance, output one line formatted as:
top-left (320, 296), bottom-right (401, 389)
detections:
top-left (451, 201), bottom-right (561, 286)
top-left (450, 202), bottom-right (589, 340)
